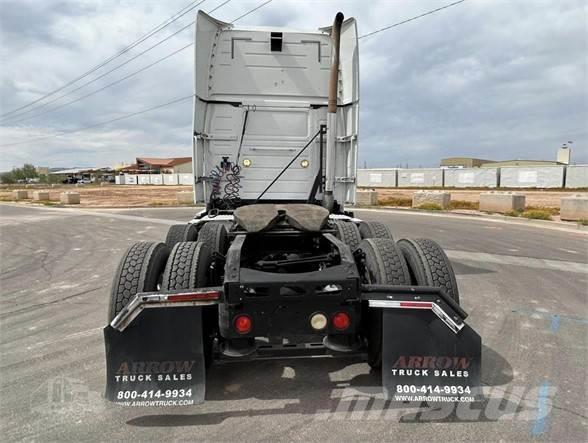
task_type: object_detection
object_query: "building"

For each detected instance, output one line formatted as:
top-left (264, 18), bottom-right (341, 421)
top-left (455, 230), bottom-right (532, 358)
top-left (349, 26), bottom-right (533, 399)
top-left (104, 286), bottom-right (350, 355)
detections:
top-left (441, 146), bottom-right (573, 169)
top-left (121, 157), bottom-right (192, 174)
top-left (49, 167), bottom-right (114, 183)
top-left (479, 160), bottom-right (561, 168)
top-left (440, 157), bottom-right (494, 168)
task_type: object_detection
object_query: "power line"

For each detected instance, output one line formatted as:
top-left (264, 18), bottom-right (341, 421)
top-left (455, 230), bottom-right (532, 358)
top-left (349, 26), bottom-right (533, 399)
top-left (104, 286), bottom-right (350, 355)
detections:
top-left (0, 0), bottom-right (209, 119)
top-left (2, 0), bottom-right (275, 127)
top-left (231, 0), bottom-right (273, 23)
top-left (1, 22), bottom-right (196, 124)
top-left (1, 0), bottom-right (237, 124)
top-left (7, 43), bottom-right (194, 125)
top-left (358, 0), bottom-right (467, 39)
top-left (0, 94), bottom-right (195, 148)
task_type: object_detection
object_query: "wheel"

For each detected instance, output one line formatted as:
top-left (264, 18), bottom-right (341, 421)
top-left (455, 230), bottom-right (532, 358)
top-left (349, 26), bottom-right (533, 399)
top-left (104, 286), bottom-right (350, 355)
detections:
top-left (197, 222), bottom-right (229, 255)
top-left (332, 220), bottom-right (362, 252)
top-left (161, 241), bottom-right (216, 366)
top-left (358, 238), bottom-right (411, 369)
top-left (161, 241), bottom-right (212, 291)
top-left (359, 221), bottom-right (394, 240)
top-left (397, 238), bottom-right (460, 304)
top-left (109, 242), bottom-right (170, 321)
top-left (165, 224), bottom-right (198, 247)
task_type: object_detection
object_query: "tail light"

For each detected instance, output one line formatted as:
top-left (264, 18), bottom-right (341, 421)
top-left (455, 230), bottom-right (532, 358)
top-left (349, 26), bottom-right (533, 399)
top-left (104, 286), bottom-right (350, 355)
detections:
top-left (332, 312), bottom-right (351, 331)
top-left (234, 314), bottom-right (253, 334)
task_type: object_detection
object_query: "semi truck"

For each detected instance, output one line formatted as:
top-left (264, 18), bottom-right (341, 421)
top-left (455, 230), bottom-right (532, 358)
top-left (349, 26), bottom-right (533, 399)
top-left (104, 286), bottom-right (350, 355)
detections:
top-left (104, 11), bottom-right (481, 406)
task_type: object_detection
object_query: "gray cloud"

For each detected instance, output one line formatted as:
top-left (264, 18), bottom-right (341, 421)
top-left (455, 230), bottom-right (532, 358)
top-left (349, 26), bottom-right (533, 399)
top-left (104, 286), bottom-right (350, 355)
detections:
top-left (0, 0), bottom-right (586, 171)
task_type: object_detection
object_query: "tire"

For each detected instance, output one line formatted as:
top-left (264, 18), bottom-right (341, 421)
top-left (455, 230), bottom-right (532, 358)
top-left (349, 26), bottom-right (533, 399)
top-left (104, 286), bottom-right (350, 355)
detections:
top-left (358, 238), bottom-right (411, 369)
top-left (109, 242), bottom-right (170, 321)
top-left (197, 222), bottom-right (229, 255)
top-left (165, 224), bottom-right (198, 248)
top-left (332, 220), bottom-right (362, 252)
top-left (161, 241), bottom-right (212, 291)
top-left (397, 238), bottom-right (460, 304)
top-left (359, 221), bottom-right (394, 240)
top-left (161, 241), bottom-right (215, 366)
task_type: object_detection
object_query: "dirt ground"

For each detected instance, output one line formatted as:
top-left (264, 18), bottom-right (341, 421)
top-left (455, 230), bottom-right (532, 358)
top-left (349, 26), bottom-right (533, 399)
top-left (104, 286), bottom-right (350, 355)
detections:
top-left (0, 184), bottom-right (194, 207)
top-left (372, 188), bottom-right (587, 208)
top-left (1, 184), bottom-right (586, 209)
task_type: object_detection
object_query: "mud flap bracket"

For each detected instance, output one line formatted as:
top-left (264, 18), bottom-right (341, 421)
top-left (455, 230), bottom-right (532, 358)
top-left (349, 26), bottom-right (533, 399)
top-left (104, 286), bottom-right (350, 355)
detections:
top-left (362, 285), bottom-right (482, 402)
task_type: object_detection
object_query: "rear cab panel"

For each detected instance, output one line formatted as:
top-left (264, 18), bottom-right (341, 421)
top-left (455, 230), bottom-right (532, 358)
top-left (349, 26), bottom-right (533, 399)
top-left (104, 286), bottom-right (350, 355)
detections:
top-left (192, 11), bottom-right (359, 207)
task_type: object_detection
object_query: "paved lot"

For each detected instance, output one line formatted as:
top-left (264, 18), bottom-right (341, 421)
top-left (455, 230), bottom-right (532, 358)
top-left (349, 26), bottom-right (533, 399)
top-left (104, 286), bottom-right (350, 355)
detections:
top-left (1, 204), bottom-right (587, 441)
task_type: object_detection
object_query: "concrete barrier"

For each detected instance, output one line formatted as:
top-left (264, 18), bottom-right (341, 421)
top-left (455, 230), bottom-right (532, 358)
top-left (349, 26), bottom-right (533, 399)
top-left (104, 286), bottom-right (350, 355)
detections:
top-left (357, 169), bottom-right (397, 187)
top-left (560, 195), bottom-right (588, 221)
top-left (355, 190), bottom-right (378, 206)
top-left (565, 165), bottom-right (588, 189)
top-left (499, 166), bottom-right (564, 188)
top-left (398, 169), bottom-right (443, 187)
top-left (33, 191), bottom-right (50, 201)
top-left (163, 174), bottom-right (179, 185)
top-left (412, 191), bottom-right (450, 209)
top-left (479, 192), bottom-right (525, 213)
top-left (444, 168), bottom-right (498, 188)
top-left (177, 191), bottom-right (194, 204)
top-left (13, 190), bottom-right (28, 200)
top-left (60, 192), bottom-right (80, 204)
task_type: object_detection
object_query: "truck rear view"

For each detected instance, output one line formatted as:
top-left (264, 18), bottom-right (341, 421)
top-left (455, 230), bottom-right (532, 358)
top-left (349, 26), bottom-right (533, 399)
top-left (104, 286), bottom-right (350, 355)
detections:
top-left (104, 11), bottom-right (481, 408)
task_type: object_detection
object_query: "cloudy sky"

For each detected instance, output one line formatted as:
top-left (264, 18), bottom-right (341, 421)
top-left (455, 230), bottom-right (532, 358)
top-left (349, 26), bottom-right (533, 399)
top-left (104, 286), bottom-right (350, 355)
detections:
top-left (0, 0), bottom-right (586, 171)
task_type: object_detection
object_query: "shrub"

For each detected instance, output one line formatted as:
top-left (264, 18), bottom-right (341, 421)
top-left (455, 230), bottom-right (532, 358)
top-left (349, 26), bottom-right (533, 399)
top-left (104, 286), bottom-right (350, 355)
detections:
top-left (521, 210), bottom-right (552, 220)
top-left (449, 200), bottom-right (479, 210)
top-left (378, 197), bottom-right (412, 207)
top-left (578, 219), bottom-right (588, 226)
top-left (524, 206), bottom-right (559, 216)
top-left (417, 203), bottom-right (443, 211)
top-left (503, 210), bottom-right (521, 217)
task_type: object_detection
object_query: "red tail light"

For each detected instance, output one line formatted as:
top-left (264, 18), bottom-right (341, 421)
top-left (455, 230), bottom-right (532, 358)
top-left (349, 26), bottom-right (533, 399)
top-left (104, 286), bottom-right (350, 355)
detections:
top-left (332, 312), bottom-right (351, 331)
top-left (167, 291), bottom-right (220, 302)
top-left (234, 314), bottom-right (253, 334)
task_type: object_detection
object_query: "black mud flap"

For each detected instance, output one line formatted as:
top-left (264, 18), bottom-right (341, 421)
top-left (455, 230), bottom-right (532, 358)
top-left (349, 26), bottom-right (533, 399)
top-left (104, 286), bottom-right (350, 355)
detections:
top-left (382, 309), bottom-right (482, 403)
top-left (104, 307), bottom-right (206, 407)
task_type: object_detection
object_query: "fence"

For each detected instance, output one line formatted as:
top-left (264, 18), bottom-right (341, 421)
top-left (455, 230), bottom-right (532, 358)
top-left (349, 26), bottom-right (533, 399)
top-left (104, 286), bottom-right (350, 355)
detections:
top-left (116, 166), bottom-right (588, 189)
top-left (116, 174), bottom-right (193, 185)
top-left (444, 168), bottom-right (499, 188)
top-left (358, 165), bottom-right (587, 189)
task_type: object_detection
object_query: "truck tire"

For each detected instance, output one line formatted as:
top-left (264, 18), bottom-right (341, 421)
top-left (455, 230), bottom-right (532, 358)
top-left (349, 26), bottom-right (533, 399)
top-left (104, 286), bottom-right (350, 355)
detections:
top-left (197, 222), bottom-right (229, 255)
top-left (397, 238), bottom-right (460, 304)
top-left (358, 238), bottom-right (411, 369)
top-left (161, 241), bottom-right (212, 291)
top-left (161, 241), bottom-right (215, 366)
top-left (165, 224), bottom-right (198, 248)
top-left (109, 242), bottom-right (170, 321)
top-left (332, 220), bottom-right (362, 252)
top-left (359, 221), bottom-right (394, 240)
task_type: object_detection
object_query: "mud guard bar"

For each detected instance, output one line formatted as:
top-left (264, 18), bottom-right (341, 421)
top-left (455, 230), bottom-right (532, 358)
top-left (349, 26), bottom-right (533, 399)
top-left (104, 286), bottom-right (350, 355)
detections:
top-left (110, 287), bottom-right (223, 331)
top-left (361, 284), bottom-right (467, 333)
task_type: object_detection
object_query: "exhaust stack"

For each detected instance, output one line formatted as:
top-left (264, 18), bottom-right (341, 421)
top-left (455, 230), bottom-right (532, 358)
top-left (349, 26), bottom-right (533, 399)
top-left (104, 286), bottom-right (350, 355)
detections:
top-left (323, 12), bottom-right (344, 211)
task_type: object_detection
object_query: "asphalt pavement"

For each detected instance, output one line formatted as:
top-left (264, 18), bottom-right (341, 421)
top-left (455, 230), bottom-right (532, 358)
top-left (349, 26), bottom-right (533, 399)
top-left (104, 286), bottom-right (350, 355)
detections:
top-left (0, 203), bottom-right (586, 441)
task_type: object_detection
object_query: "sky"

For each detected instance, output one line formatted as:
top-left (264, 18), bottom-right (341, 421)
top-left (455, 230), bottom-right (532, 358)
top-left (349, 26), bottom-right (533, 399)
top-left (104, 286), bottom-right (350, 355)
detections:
top-left (0, 0), bottom-right (586, 171)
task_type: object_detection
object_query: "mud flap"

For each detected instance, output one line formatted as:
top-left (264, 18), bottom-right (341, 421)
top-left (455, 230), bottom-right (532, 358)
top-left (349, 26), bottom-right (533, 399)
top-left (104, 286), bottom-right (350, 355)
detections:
top-left (104, 307), bottom-right (206, 406)
top-left (382, 309), bottom-right (481, 402)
